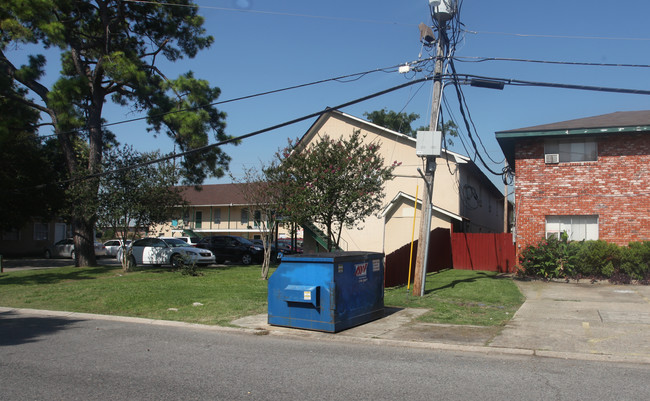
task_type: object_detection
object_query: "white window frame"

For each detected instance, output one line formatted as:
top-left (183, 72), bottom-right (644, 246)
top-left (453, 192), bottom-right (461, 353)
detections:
top-left (545, 215), bottom-right (599, 241)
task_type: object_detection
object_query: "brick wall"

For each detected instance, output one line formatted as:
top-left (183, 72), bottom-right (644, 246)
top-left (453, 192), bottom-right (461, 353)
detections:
top-left (514, 132), bottom-right (650, 252)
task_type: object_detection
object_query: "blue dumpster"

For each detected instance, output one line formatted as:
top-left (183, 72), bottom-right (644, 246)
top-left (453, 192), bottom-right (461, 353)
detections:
top-left (267, 252), bottom-right (384, 332)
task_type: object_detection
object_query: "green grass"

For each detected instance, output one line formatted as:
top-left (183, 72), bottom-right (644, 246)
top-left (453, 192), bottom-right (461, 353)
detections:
top-left (0, 266), bottom-right (524, 327)
top-left (0, 265), bottom-right (273, 326)
top-left (384, 269), bottom-right (525, 326)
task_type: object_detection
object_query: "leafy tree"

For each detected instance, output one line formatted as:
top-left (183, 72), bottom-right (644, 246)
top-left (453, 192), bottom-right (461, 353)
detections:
top-left (364, 109), bottom-right (420, 137)
top-left (231, 165), bottom-right (284, 280)
top-left (97, 145), bottom-right (183, 271)
top-left (271, 130), bottom-right (395, 251)
top-left (0, 73), bottom-right (65, 230)
top-left (1, 0), bottom-right (230, 266)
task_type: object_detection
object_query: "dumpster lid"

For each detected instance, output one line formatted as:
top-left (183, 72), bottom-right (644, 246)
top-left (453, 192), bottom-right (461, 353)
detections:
top-left (281, 251), bottom-right (383, 263)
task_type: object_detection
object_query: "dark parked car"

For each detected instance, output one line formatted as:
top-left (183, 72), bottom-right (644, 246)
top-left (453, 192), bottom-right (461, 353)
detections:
top-left (251, 239), bottom-right (296, 262)
top-left (197, 235), bottom-right (263, 265)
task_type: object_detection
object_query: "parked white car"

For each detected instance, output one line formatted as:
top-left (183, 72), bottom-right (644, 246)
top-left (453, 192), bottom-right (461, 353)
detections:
top-left (117, 237), bottom-right (215, 267)
top-left (103, 239), bottom-right (132, 258)
top-left (160, 236), bottom-right (201, 247)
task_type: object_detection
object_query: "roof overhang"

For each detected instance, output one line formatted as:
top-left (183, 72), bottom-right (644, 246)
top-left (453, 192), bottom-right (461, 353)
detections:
top-left (299, 109), bottom-right (470, 164)
top-left (381, 191), bottom-right (463, 222)
top-left (495, 110), bottom-right (650, 169)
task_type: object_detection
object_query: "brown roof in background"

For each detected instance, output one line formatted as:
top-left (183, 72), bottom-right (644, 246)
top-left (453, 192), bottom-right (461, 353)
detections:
top-left (498, 110), bottom-right (650, 133)
top-left (177, 183), bottom-right (251, 206)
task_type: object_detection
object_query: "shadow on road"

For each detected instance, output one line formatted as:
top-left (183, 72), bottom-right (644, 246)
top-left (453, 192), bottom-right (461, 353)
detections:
top-left (0, 310), bottom-right (83, 347)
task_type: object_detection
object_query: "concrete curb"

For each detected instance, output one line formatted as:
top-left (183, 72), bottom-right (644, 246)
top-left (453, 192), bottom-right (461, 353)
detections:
top-left (3, 306), bottom-right (649, 365)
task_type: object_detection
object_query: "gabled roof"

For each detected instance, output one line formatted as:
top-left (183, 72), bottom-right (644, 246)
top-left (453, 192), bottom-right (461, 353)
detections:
top-left (299, 109), bottom-right (471, 165)
top-left (381, 191), bottom-right (462, 222)
top-left (177, 183), bottom-right (252, 206)
top-left (495, 110), bottom-right (650, 167)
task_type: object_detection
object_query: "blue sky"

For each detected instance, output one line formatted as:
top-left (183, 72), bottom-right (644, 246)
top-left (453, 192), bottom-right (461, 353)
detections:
top-left (10, 0), bottom-right (650, 189)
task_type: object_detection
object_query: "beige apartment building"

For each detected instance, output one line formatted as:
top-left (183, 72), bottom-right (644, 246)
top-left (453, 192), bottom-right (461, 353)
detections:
top-left (288, 110), bottom-right (505, 255)
top-left (153, 110), bottom-right (505, 256)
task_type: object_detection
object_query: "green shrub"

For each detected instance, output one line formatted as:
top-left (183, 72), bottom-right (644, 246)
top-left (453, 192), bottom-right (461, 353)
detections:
top-left (520, 238), bottom-right (649, 283)
top-left (519, 233), bottom-right (576, 279)
top-left (571, 240), bottom-right (621, 278)
top-left (620, 241), bottom-right (650, 281)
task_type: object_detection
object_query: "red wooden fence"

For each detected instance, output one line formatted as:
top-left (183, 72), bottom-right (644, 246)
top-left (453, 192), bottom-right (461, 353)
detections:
top-left (384, 228), bottom-right (451, 287)
top-left (450, 232), bottom-right (516, 273)
top-left (385, 230), bottom-right (517, 287)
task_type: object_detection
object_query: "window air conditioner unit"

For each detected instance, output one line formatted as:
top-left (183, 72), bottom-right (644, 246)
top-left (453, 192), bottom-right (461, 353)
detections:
top-left (545, 153), bottom-right (559, 164)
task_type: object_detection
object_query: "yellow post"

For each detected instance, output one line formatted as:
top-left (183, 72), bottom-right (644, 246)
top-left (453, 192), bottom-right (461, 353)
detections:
top-left (407, 186), bottom-right (419, 290)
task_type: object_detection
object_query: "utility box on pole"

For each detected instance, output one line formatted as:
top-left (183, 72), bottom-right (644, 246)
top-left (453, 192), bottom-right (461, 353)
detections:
top-left (416, 130), bottom-right (442, 157)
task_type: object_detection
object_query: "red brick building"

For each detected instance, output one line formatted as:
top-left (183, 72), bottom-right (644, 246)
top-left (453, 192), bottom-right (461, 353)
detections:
top-left (496, 110), bottom-right (650, 254)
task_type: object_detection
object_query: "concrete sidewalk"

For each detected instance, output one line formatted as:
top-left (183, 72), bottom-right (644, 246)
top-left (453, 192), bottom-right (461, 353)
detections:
top-left (233, 280), bottom-right (650, 364)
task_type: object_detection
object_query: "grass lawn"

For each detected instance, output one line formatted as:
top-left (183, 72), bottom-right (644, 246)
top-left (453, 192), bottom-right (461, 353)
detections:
top-left (385, 269), bottom-right (525, 326)
top-left (0, 264), bottom-right (272, 326)
top-left (0, 265), bottom-right (524, 327)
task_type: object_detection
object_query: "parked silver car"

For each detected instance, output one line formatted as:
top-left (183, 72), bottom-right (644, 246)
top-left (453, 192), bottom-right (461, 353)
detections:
top-left (44, 238), bottom-right (107, 259)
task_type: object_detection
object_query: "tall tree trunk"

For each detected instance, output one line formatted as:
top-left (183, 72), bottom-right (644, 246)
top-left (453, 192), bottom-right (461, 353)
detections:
top-left (72, 216), bottom-right (96, 267)
top-left (325, 216), bottom-right (333, 252)
top-left (67, 99), bottom-right (104, 267)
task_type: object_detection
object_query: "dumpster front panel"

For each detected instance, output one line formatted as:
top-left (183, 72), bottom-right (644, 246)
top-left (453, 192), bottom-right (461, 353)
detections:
top-left (267, 257), bottom-right (336, 332)
top-left (268, 252), bottom-right (384, 332)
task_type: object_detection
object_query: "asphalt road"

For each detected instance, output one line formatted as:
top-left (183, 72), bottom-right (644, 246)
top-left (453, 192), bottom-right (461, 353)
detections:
top-left (1, 310), bottom-right (649, 400)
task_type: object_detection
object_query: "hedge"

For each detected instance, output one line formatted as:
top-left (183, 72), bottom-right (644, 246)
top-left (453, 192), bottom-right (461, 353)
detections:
top-left (518, 235), bottom-right (650, 284)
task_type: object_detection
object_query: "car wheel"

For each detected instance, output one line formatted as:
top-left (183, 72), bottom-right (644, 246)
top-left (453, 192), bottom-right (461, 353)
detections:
top-left (241, 253), bottom-right (252, 265)
top-left (44, 249), bottom-right (51, 259)
top-left (171, 254), bottom-right (184, 269)
top-left (128, 255), bottom-right (137, 268)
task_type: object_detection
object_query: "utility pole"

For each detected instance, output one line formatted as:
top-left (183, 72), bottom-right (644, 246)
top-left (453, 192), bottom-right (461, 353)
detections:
top-left (412, 2), bottom-right (452, 296)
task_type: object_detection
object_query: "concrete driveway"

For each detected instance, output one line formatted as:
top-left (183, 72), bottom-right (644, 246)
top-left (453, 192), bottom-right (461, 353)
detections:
top-left (489, 280), bottom-right (650, 359)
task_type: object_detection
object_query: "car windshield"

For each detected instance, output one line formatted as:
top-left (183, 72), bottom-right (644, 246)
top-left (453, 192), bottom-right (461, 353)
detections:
top-left (162, 238), bottom-right (189, 248)
top-left (236, 237), bottom-right (254, 246)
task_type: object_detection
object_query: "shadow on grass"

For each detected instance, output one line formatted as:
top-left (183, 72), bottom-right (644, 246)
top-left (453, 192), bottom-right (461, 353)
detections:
top-left (424, 271), bottom-right (499, 295)
top-left (124, 263), bottom-right (257, 274)
top-left (0, 310), bottom-right (84, 347)
top-left (200, 264), bottom-right (257, 271)
top-left (0, 266), bottom-right (117, 285)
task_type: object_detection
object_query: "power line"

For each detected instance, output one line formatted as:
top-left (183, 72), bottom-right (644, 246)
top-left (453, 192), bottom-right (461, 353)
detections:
top-left (35, 60), bottom-right (428, 140)
top-left (124, 0), bottom-right (412, 26)
top-left (33, 76), bottom-right (432, 188)
top-left (453, 74), bottom-right (650, 96)
top-left (462, 29), bottom-right (650, 42)
top-left (453, 56), bottom-right (650, 69)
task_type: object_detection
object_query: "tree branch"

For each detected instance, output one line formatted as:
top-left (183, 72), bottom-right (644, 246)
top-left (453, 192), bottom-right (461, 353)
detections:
top-left (0, 50), bottom-right (50, 102)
